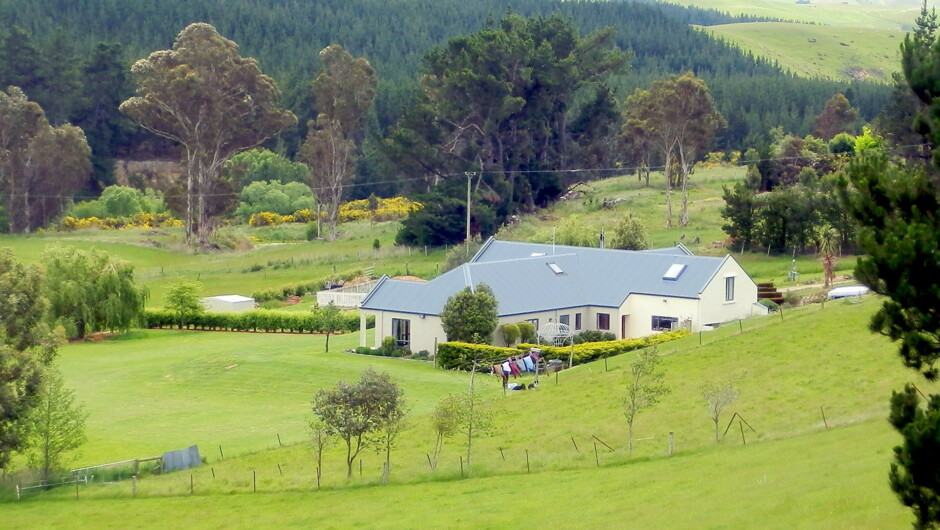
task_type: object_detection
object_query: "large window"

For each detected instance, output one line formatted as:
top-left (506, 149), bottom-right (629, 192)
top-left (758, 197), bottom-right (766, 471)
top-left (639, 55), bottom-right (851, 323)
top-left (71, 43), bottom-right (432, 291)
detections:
top-left (391, 318), bottom-right (410, 348)
top-left (725, 276), bottom-right (735, 302)
top-left (575, 313), bottom-right (582, 330)
top-left (559, 314), bottom-right (570, 326)
top-left (597, 313), bottom-right (610, 330)
top-left (651, 316), bottom-right (678, 332)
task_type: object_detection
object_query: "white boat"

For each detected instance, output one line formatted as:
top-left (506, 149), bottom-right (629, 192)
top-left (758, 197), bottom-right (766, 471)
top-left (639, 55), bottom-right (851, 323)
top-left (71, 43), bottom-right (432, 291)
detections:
top-left (827, 285), bottom-right (870, 300)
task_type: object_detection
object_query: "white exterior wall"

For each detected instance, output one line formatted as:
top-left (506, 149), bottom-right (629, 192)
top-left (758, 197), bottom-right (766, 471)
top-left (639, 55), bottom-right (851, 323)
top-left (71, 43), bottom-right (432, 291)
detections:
top-left (620, 295), bottom-right (700, 337)
top-left (697, 257), bottom-right (760, 326)
top-left (365, 310), bottom-right (446, 354)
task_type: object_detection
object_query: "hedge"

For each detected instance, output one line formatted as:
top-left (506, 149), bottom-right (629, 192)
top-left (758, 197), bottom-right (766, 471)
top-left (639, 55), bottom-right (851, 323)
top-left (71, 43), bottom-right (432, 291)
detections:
top-left (143, 308), bottom-right (373, 334)
top-left (251, 267), bottom-right (365, 302)
top-left (437, 329), bottom-right (690, 371)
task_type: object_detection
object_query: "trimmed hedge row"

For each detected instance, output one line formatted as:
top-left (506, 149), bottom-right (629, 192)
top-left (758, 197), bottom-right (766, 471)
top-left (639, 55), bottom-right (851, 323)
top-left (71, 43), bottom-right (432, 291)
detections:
top-left (251, 267), bottom-right (365, 302)
top-left (143, 308), bottom-right (373, 334)
top-left (437, 330), bottom-right (690, 371)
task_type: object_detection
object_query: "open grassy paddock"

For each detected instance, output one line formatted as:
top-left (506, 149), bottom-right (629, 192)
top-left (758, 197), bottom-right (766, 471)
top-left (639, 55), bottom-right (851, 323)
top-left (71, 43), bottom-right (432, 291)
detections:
top-left (3, 297), bottom-right (931, 527)
top-left (0, 166), bottom-right (912, 526)
top-left (667, 0), bottom-right (924, 82)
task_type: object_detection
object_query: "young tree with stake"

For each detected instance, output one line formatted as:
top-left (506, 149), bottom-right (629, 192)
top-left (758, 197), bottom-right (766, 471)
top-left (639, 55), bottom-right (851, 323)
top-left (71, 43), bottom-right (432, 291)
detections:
top-left (623, 348), bottom-right (669, 455)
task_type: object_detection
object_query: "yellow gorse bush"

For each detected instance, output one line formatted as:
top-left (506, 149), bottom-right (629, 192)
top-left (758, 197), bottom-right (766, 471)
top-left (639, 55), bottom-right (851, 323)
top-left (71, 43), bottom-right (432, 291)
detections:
top-left (59, 213), bottom-right (183, 231)
top-left (339, 196), bottom-right (422, 223)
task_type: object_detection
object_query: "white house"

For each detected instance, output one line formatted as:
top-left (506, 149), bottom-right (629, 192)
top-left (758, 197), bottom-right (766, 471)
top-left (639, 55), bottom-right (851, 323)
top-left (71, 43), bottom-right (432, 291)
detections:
top-left (201, 295), bottom-right (255, 313)
top-left (359, 238), bottom-right (765, 354)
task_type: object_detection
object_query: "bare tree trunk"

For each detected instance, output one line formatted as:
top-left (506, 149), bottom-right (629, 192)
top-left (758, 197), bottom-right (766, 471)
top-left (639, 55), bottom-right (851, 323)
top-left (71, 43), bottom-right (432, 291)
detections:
top-left (678, 144), bottom-right (691, 227)
top-left (663, 150), bottom-right (673, 228)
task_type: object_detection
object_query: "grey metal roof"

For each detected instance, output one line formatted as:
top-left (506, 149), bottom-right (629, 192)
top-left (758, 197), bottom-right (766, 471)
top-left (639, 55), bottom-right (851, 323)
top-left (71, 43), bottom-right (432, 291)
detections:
top-left (361, 238), bottom-right (732, 317)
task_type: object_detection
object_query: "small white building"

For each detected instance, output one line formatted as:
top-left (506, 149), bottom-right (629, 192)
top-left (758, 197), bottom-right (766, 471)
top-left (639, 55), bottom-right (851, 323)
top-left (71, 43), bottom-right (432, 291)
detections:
top-left (359, 238), bottom-right (765, 354)
top-left (201, 295), bottom-right (255, 313)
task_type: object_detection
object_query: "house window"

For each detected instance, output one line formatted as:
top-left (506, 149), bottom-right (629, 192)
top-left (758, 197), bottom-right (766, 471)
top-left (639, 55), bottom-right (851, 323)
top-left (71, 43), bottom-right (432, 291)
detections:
top-left (651, 316), bottom-right (678, 332)
top-left (526, 318), bottom-right (539, 332)
top-left (575, 313), bottom-right (582, 330)
top-left (559, 314), bottom-right (570, 327)
top-left (597, 313), bottom-right (610, 330)
top-left (725, 276), bottom-right (735, 301)
top-left (391, 318), bottom-right (410, 348)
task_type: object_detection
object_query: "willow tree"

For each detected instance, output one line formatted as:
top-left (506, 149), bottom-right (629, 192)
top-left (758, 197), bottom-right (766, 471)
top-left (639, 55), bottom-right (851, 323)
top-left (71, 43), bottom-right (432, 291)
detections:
top-left (120, 23), bottom-right (296, 246)
top-left (622, 72), bottom-right (724, 227)
top-left (43, 246), bottom-right (148, 339)
top-left (0, 87), bottom-right (91, 233)
top-left (300, 45), bottom-right (376, 240)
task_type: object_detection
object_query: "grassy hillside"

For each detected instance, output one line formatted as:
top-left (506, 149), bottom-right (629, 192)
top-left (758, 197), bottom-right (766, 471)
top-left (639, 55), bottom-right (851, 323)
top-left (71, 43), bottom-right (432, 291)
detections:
top-left (3, 297), bottom-right (931, 527)
top-left (664, 0), bottom-right (922, 29)
top-left (704, 22), bottom-right (902, 81)
top-left (662, 0), bottom-right (920, 82)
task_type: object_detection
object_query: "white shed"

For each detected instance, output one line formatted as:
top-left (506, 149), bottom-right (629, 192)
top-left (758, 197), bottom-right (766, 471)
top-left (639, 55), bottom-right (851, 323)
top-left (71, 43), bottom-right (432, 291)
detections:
top-left (202, 295), bottom-right (255, 313)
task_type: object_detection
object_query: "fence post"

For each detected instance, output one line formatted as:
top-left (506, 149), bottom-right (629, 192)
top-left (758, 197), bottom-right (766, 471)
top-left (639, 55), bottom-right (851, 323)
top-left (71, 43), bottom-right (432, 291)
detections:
top-left (525, 450), bottom-right (530, 473)
top-left (459, 456), bottom-right (464, 478)
top-left (253, 470), bottom-right (256, 493)
top-left (15, 484), bottom-right (20, 500)
top-left (190, 473), bottom-right (194, 495)
top-left (668, 432), bottom-right (675, 457)
top-left (594, 442), bottom-right (599, 467)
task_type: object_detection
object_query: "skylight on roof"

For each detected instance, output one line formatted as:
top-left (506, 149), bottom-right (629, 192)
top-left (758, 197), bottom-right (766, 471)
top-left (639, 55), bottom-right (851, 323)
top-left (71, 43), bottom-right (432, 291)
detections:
top-left (547, 262), bottom-right (564, 274)
top-left (663, 263), bottom-right (687, 281)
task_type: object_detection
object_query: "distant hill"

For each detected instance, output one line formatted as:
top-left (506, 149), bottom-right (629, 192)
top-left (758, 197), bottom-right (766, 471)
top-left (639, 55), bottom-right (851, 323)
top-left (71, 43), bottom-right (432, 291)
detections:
top-left (0, 0), bottom-right (892, 149)
top-left (665, 0), bottom-right (920, 83)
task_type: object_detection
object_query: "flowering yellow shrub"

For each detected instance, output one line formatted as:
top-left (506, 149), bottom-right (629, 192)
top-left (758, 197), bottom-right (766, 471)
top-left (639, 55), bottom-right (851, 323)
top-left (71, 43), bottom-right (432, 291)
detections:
top-left (338, 196), bottom-right (422, 223)
top-left (59, 213), bottom-right (182, 231)
top-left (292, 209), bottom-right (318, 223)
top-left (248, 212), bottom-right (295, 226)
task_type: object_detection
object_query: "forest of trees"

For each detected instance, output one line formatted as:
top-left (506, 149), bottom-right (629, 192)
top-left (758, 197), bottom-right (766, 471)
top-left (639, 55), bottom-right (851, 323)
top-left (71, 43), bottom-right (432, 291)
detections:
top-left (0, 0), bottom-right (894, 240)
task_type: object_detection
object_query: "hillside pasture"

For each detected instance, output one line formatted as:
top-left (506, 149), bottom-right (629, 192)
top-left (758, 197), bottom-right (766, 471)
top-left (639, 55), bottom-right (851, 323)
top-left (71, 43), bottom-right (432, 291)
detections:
top-left (704, 22), bottom-right (902, 82)
top-left (3, 296), bottom-right (931, 527)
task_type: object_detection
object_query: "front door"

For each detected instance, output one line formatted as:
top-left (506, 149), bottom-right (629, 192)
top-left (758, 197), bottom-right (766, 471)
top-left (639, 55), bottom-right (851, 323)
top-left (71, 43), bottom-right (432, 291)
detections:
top-left (621, 315), bottom-right (629, 339)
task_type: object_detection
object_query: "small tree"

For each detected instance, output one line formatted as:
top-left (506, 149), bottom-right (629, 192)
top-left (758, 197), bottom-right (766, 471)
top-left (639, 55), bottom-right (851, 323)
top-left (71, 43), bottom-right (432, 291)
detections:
top-left (817, 224), bottom-right (839, 288)
top-left (702, 379), bottom-right (738, 443)
top-left (430, 393), bottom-right (463, 470)
top-left (611, 213), bottom-right (650, 250)
top-left (623, 348), bottom-right (669, 455)
top-left (318, 302), bottom-right (344, 353)
top-left (164, 279), bottom-right (204, 329)
top-left (308, 418), bottom-right (333, 488)
top-left (379, 406), bottom-right (408, 482)
top-left (24, 368), bottom-right (88, 482)
top-left (440, 283), bottom-right (498, 344)
top-left (499, 323), bottom-right (521, 347)
top-left (311, 369), bottom-right (403, 478)
top-left (43, 246), bottom-right (148, 339)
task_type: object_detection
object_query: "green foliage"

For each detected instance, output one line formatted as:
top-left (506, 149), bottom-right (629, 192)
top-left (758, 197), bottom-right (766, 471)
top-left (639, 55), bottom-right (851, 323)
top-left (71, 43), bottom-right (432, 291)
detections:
top-left (828, 132), bottom-right (856, 154)
top-left (888, 384), bottom-right (940, 527)
top-left (437, 330), bottom-right (689, 370)
top-left (573, 330), bottom-right (617, 344)
top-left (702, 378), bottom-right (739, 443)
top-left (163, 279), bottom-right (204, 329)
top-left (440, 283), bottom-right (498, 344)
top-left (143, 308), bottom-right (367, 334)
top-left (610, 213), bottom-right (649, 250)
top-left (499, 324), bottom-right (520, 346)
top-left (236, 180), bottom-right (316, 220)
top-left (516, 321), bottom-right (536, 344)
top-left (42, 245), bottom-right (148, 339)
top-left (223, 148), bottom-right (309, 188)
top-left (318, 302), bottom-right (344, 352)
top-left (556, 215), bottom-right (596, 247)
top-left (311, 368), bottom-right (404, 478)
top-left (0, 248), bottom-right (50, 351)
top-left (396, 193), bottom-right (467, 247)
top-left (623, 347), bottom-right (669, 454)
top-left (23, 367), bottom-right (88, 482)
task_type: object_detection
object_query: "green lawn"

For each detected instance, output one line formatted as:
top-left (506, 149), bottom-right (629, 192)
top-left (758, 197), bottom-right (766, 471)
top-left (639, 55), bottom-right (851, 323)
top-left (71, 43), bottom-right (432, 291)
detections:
top-left (3, 296), bottom-right (931, 527)
top-left (665, 0), bottom-right (921, 30)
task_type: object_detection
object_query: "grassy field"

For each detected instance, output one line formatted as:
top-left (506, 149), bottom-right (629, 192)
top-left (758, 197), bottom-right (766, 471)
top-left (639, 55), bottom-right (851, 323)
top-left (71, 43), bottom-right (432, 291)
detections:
top-left (704, 22), bottom-right (901, 81)
top-left (2, 296), bottom-right (932, 527)
top-left (0, 221), bottom-right (446, 307)
top-left (664, 0), bottom-right (922, 82)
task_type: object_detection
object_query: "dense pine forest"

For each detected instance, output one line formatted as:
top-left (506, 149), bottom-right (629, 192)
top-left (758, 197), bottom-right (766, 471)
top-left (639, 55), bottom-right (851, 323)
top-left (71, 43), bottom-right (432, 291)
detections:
top-left (0, 0), bottom-right (896, 238)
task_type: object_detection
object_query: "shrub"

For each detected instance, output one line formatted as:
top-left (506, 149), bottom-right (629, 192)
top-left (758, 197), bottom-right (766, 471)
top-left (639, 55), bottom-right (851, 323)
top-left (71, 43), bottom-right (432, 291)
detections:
top-left (499, 323), bottom-right (520, 346)
top-left (437, 330), bottom-right (690, 370)
top-left (516, 321), bottom-right (536, 343)
top-left (573, 330), bottom-right (617, 344)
